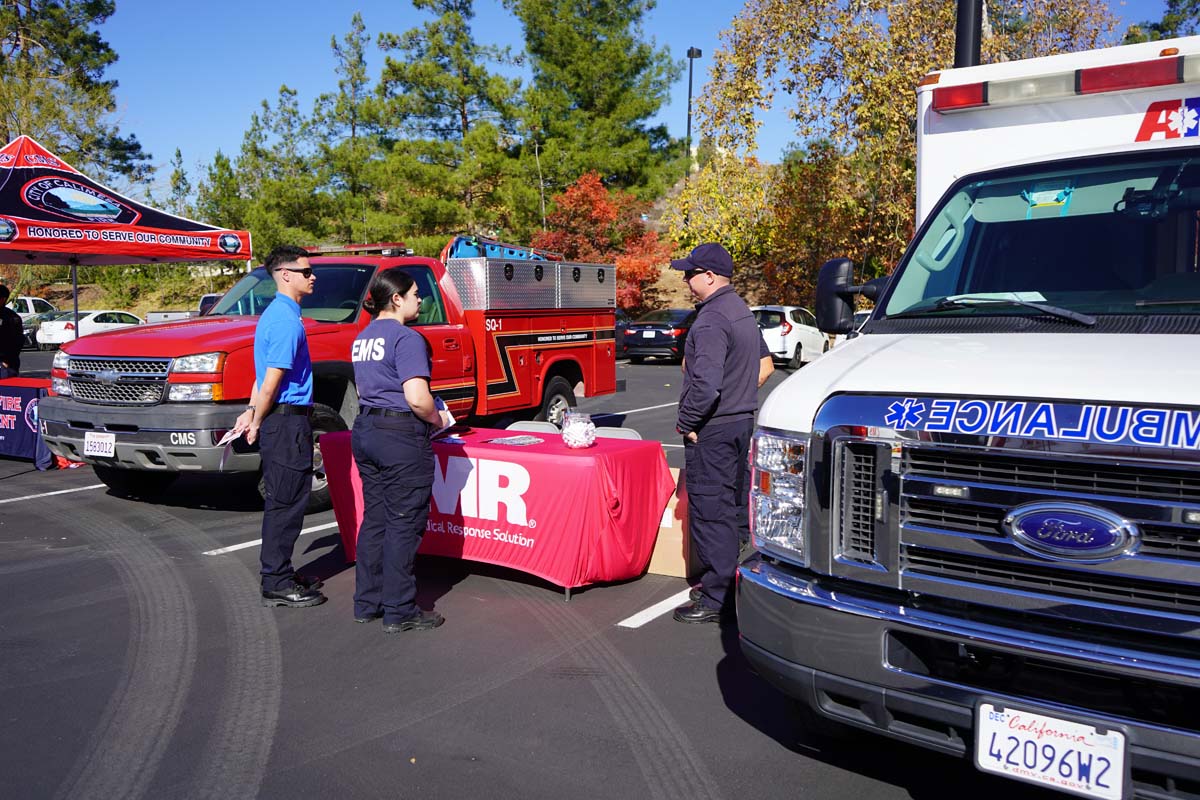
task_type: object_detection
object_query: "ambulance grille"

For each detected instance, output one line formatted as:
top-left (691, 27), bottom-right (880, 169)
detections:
top-left (67, 356), bottom-right (170, 406)
top-left (837, 441), bottom-right (880, 564)
top-left (903, 546), bottom-right (1200, 615)
top-left (903, 497), bottom-right (1200, 562)
top-left (904, 448), bottom-right (1200, 504)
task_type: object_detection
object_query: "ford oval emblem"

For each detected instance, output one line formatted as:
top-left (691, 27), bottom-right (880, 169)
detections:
top-left (1003, 502), bottom-right (1139, 562)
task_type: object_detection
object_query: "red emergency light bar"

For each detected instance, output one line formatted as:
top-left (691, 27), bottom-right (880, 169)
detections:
top-left (306, 242), bottom-right (414, 256)
top-left (931, 52), bottom-right (1190, 113)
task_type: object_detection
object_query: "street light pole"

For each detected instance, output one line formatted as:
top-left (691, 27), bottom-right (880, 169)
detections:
top-left (685, 46), bottom-right (702, 175)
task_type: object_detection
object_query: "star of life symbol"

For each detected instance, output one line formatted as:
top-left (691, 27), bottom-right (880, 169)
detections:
top-left (1169, 103), bottom-right (1199, 136)
top-left (884, 398), bottom-right (926, 429)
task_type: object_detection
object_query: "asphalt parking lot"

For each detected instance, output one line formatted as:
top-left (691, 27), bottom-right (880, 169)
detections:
top-left (0, 352), bottom-right (1057, 799)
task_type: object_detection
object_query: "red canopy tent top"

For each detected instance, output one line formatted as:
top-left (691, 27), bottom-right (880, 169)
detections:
top-left (0, 136), bottom-right (250, 265)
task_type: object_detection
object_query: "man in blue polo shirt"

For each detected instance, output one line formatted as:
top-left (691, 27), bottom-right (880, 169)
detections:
top-left (233, 244), bottom-right (326, 608)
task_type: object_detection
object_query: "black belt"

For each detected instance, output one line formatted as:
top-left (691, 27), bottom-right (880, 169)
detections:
top-left (272, 403), bottom-right (313, 417)
top-left (362, 407), bottom-right (414, 418)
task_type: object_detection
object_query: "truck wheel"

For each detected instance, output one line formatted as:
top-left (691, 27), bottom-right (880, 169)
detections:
top-left (535, 376), bottom-right (575, 427)
top-left (788, 345), bottom-right (804, 370)
top-left (94, 465), bottom-right (179, 498)
top-left (256, 402), bottom-right (348, 513)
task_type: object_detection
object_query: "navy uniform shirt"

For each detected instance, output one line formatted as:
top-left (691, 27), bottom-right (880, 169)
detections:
top-left (0, 305), bottom-right (22, 371)
top-left (254, 294), bottom-right (312, 405)
top-left (676, 285), bottom-right (761, 434)
top-left (351, 318), bottom-right (431, 411)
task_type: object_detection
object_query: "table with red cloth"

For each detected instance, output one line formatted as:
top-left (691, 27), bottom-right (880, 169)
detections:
top-left (0, 378), bottom-right (53, 470)
top-left (321, 427), bottom-right (676, 590)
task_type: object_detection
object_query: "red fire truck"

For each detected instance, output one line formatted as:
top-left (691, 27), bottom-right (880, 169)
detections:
top-left (39, 236), bottom-right (618, 509)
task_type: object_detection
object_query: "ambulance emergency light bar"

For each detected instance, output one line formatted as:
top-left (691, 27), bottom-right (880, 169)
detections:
top-left (929, 47), bottom-right (1192, 112)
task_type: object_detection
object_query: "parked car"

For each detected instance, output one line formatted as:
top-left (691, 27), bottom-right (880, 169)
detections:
top-left (615, 308), bottom-right (632, 357)
top-left (751, 305), bottom-right (828, 368)
top-left (36, 310), bottom-right (143, 348)
top-left (831, 310), bottom-right (872, 348)
top-left (22, 309), bottom-right (73, 349)
top-left (197, 293), bottom-right (222, 316)
top-left (7, 295), bottom-right (56, 320)
top-left (622, 308), bottom-right (696, 363)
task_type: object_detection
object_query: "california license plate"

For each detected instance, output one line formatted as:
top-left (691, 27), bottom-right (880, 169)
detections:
top-left (975, 703), bottom-right (1125, 799)
top-left (83, 431), bottom-right (116, 458)
top-left (642, 330), bottom-right (655, 338)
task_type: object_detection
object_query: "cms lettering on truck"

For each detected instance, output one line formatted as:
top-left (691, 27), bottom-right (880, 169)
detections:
top-left (38, 237), bottom-right (618, 511)
top-left (739, 37), bottom-right (1200, 800)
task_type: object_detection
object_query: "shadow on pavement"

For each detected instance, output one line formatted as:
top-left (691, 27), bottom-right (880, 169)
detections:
top-left (713, 618), bottom-right (1058, 799)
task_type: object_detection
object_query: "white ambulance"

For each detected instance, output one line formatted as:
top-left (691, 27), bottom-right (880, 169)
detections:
top-left (740, 37), bottom-right (1200, 799)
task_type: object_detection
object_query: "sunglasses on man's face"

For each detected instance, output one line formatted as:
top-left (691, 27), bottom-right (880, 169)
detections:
top-left (684, 268), bottom-right (708, 280)
top-left (279, 267), bottom-right (314, 278)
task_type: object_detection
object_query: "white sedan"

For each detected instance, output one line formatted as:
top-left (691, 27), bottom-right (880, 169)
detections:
top-left (36, 310), bottom-right (143, 348)
top-left (751, 305), bottom-right (829, 368)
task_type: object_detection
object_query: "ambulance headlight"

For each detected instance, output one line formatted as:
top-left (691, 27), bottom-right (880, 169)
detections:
top-left (168, 383), bottom-right (223, 402)
top-left (750, 429), bottom-right (807, 564)
top-left (53, 351), bottom-right (70, 370)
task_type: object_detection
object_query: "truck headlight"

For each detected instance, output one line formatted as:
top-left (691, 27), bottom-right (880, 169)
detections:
top-left (51, 377), bottom-right (72, 396)
top-left (53, 351), bottom-right (70, 370)
top-left (172, 352), bottom-right (225, 373)
top-left (750, 428), bottom-right (807, 563)
top-left (168, 383), bottom-right (223, 402)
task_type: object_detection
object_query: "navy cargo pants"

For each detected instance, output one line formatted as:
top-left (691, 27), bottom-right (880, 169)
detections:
top-left (684, 417), bottom-right (754, 614)
top-left (259, 412), bottom-right (313, 592)
top-left (351, 413), bottom-right (434, 624)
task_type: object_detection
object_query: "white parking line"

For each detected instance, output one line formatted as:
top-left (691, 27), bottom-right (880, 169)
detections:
top-left (202, 521), bottom-right (340, 556)
top-left (0, 483), bottom-right (105, 505)
top-left (617, 587), bottom-right (693, 628)
top-left (590, 401), bottom-right (678, 419)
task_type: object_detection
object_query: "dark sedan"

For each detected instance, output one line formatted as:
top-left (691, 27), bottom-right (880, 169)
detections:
top-left (622, 308), bottom-right (696, 363)
top-left (615, 308), bottom-right (632, 357)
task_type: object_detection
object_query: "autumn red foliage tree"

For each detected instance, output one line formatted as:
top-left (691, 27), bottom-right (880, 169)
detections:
top-left (530, 172), bottom-right (673, 312)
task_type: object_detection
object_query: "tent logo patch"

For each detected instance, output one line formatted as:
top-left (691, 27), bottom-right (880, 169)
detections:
top-left (0, 153), bottom-right (13, 166)
top-left (22, 177), bottom-right (138, 224)
top-left (218, 233), bottom-right (242, 254)
top-left (0, 218), bottom-right (15, 242)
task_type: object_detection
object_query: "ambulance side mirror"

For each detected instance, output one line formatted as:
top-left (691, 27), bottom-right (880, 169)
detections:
top-left (816, 258), bottom-right (857, 334)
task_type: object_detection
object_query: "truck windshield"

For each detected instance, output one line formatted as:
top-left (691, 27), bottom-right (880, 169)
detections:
top-left (883, 150), bottom-right (1200, 321)
top-left (208, 263), bottom-right (375, 322)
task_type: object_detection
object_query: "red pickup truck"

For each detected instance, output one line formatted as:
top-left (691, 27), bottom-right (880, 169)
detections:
top-left (39, 237), bottom-right (618, 509)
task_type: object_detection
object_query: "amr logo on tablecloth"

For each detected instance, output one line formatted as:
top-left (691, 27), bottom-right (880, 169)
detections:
top-left (431, 456), bottom-right (532, 527)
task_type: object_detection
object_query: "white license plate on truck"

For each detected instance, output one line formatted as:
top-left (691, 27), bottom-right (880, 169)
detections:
top-left (83, 432), bottom-right (115, 458)
top-left (975, 703), bottom-right (1125, 799)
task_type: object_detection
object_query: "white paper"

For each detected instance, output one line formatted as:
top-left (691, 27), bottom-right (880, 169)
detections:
top-left (433, 396), bottom-right (456, 437)
top-left (216, 428), bottom-right (242, 447)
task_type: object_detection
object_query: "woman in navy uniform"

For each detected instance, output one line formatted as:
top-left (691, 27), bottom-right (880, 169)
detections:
top-left (350, 269), bottom-right (449, 633)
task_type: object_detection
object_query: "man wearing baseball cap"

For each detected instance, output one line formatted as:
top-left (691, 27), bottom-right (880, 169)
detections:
top-left (671, 243), bottom-right (762, 624)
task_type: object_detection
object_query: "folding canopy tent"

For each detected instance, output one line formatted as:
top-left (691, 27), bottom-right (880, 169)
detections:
top-left (0, 135), bottom-right (251, 333)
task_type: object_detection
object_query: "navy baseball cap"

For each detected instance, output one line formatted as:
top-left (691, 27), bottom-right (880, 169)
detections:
top-left (670, 243), bottom-right (734, 278)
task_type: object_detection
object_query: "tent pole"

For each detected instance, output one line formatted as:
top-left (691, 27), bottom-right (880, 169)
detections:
top-left (71, 260), bottom-right (79, 341)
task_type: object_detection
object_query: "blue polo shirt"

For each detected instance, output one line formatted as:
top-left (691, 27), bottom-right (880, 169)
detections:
top-left (254, 293), bottom-right (313, 405)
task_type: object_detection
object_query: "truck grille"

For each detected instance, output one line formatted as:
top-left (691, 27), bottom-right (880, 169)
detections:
top-left (905, 448), bottom-right (1200, 505)
top-left (837, 441), bottom-right (880, 563)
top-left (904, 545), bottom-right (1200, 615)
top-left (67, 356), bottom-right (170, 406)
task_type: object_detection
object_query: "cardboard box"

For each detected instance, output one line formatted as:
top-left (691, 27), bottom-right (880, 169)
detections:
top-left (646, 467), bottom-right (700, 579)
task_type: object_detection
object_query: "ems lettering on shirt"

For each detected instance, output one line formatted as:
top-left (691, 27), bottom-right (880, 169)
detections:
top-left (351, 337), bottom-right (387, 362)
top-left (881, 396), bottom-right (1200, 450)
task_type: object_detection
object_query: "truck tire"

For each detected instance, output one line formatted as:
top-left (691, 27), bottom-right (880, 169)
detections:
top-left (535, 376), bottom-right (575, 427)
top-left (788, 345), bottom-right (804, 370)
top-left (94, 465), bottom-right (179, 498)
top-left (256, 402), bottom-right (348, 513)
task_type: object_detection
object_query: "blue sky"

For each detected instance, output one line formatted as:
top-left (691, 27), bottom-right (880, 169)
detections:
top-left (101, 0), bottom-right (1165, 193)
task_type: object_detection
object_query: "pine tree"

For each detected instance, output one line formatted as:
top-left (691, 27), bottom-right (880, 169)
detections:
top-left (0, 0), bottom-right (150, 181)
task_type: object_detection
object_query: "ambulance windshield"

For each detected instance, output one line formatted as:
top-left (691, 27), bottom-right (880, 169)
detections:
top-left (884, 151), bottom-right (1200, 321)
top-left (209, 263), bottom-right (375, 322)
